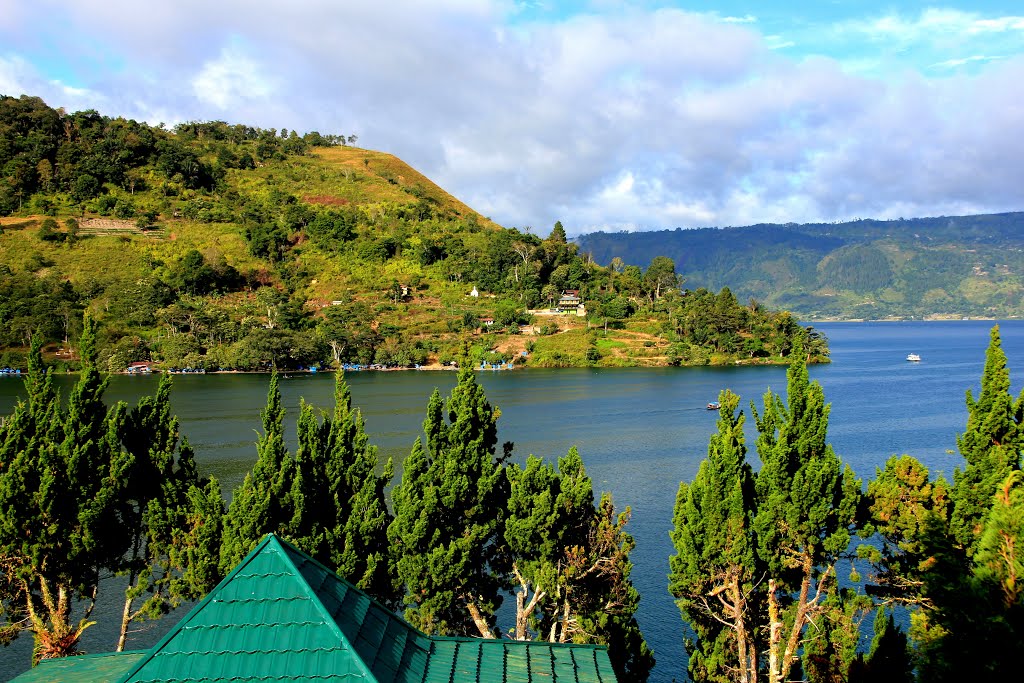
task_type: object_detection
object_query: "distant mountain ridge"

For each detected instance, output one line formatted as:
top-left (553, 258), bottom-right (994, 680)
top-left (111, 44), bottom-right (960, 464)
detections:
top-left (575, 212), bottom-right (1024, 320)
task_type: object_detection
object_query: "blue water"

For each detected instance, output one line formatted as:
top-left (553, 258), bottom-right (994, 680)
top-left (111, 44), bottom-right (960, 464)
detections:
top-left (1, 320), bottom-right (1021, 682)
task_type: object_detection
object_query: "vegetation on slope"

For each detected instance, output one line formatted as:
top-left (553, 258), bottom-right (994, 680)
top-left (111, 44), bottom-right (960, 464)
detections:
top-left (0, 95), bottom-right (821, 371)
top-left (577, 215), bottom-right (1024, 320)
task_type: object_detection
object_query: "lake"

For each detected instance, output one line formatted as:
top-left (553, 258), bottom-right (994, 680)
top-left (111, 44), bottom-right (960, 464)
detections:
top-left (2, 320), bottom-right (1023, 682)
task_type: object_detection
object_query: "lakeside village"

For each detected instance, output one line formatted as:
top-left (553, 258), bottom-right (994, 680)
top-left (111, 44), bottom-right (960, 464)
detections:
top-left (5, 288), bottom-right (590, 377)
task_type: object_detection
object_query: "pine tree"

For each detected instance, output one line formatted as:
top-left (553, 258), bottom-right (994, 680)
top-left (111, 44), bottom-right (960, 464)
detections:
top-left (220, 370), bottom-right (295, 572)
top-left (1, 321), bottom-right (220, 661)
top-left (950, 325), bottom-right (1024, 553)
top-left (388, 365), bottom-right (507, 637)
top-left (171, 477), bottom-right (224, 604)
top-left (290, 373), bottom-right (396, 606)
top-left (752, 347), bottom-right (862, 683)
top-left (506, 448), bottom-right (652, 681)
top-left (113, 374), bottom-right (222, 651)
top-left (669, 390), bottom-right (758, 683)
top-left (0, 337), bottom-right (61, 649)
top-left (847, 608), bottom-right (914, 683)
top-left (801, 585), bottom-right (873, 682)
top-left (0, 319), bottom-right (134, 660)
top-left (506, 454), bottom-right (575, 641)
top-left (575, 492), bottom-right (654, 683)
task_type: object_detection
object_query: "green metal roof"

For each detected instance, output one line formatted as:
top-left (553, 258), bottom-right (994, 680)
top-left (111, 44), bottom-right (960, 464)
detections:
top-left (9, 650), bottom-right (146, 682)
top-left (423, 638), bottom-right (617, 683)
top-left (10, 535), bottom-right (618, 683)
top-left (114, 534), bottom-right (431, 683)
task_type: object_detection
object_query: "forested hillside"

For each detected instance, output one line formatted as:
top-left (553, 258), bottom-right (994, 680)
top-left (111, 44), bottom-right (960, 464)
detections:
top-left (0, 95), bottom-right (822, 370)
top-left (576, 214), bottom-right (1024, 320)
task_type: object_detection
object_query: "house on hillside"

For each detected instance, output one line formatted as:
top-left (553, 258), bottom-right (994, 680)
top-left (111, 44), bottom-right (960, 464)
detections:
top-left (12, 535), bottom-right (618, 683)
top-left (557, 290), bottom-right (585, 316)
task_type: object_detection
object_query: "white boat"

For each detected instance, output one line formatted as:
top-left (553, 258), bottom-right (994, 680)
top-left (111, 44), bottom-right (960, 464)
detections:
top-left (906, 353), bottom-right (921, 362)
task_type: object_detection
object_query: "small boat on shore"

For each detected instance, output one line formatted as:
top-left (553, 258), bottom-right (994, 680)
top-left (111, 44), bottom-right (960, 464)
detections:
top-left (906, 353), bottom-right (921, 362)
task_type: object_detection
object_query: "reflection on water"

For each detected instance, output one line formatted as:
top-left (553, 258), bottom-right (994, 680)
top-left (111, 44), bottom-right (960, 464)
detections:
top-left (1, 320), bottom-right (1022, 682)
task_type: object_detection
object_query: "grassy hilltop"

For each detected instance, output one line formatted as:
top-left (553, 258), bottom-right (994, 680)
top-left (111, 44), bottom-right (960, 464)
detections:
top-left (0, 95), bottom-right (822, 371)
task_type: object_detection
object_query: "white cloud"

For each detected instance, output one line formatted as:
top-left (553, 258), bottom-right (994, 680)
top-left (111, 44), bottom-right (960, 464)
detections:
top-left (1, 1), bottom-right (1023, 235)
top-left (843, 8), bottom-right (1024, 43)
top-left (931, 54), bottom-right (1003, 69)
top-left (192, 44), bottom-right (273, 110)
top-left (0, 55), bottom-right (30, 95)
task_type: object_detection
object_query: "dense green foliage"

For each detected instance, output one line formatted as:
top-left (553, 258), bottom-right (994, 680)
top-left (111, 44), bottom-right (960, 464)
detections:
top-left (387, 364), bottom-right (508, 636)
top-left (387, 366), bottom-right (652, 680)
top-left (0, 322), bottom-right (220, 660)
top-left (858, 325), bottom-right (1024, 681)
top-left (670, 351), bottom-right (861, 683)
top-left (219, 371), bottom-right (397, 605)
top-left (506, 449), bottom-right (654, 682)
top-left (670, 324), bottom-right (1024, 682)
top-left (0, 95), bottom-right (818, 371)
top-left (578, 214), bottom-right (1024, 320)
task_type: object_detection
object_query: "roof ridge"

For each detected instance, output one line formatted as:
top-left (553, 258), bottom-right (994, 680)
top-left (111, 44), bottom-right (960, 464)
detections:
top-left (270, 535), bottom-right (379, 682)
top-left (113, 534), bottom-right (283, 683)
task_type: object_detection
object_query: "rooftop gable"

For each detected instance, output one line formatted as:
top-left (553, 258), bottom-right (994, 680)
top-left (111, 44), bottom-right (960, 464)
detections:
top-left (114, 535), bottom-right (430, 683)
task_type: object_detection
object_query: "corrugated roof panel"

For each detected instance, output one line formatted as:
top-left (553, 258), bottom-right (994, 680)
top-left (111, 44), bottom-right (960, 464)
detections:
top-left (8, 651), bottom-right (147, 683)
top-left (399, 632), bottom-right (432, 683)
top-left (371, 614), bottom-right (407, 674)
top-left (454, 639), bottom-right (483, 682)
top-left (425, 640), bottom-right (458, 683)
top-left (478, 642), bottom-right (506, 683)
top-left (505, 645), bottom-right (530, 680)
top-left (529, 642), bottom-right (554, 680)
top-left (355, 605), bottom-right (388, 651)
top-left (551, 647), bottom-right (578, 682)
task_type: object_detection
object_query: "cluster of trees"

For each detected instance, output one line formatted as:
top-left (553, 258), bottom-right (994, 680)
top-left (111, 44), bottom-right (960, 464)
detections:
top-left (2, 216), bottom-right (818, 373)
top-left (669, 326), bottom-right (1024, 681)
top-left (6, 315), bottom-right (1020, 680)
top-left (0, 332), bottom-right (651, 681)
top-left (0, 95), bottom-right (352, 217)
top-left (0, 318), bottom-right (222, 659)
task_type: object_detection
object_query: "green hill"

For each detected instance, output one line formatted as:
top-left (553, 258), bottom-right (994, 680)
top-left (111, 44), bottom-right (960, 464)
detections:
top-left (0, 94), bottom-right (821, 370)
top-left (576, 214), bottom-right (1024, 320)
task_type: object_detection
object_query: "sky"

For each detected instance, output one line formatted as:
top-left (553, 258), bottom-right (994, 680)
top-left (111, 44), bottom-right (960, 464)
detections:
top-left (2, 1), bottom-right (1023, 236)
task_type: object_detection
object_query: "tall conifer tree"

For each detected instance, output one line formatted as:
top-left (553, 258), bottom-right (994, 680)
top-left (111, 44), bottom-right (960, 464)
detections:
top-left (950, 325), bottom-right (1024, 553)
top-left (113, 374), bottom-right (223, 651)
top-left (290, 373), bottom-right (396, 606)
top-left (506, 448), bottom-right (653, 682)
top-left (669, 390), bottom-right (758, 683)
top-left (670, 350), bottom-right (862, 683)
top-left (752, 345), bottom-right (861, 683)
top-left (220, 371), bottom-right (295, 572)
top-left (0, 319), bottom-right (133, 659)
top-left (388, 365), bottom-right (507, 637)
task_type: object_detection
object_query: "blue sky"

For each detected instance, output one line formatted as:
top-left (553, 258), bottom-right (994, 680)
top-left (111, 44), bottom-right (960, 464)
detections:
top-left (2, 1), bottom-right (1023, 235)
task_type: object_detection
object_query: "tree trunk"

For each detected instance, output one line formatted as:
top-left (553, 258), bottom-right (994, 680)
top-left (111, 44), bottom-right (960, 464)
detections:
top-left (558, 599), bottom-right (572, 643)
top-left (729, 573), bottom-right (756, 683)
top-left (767, 578), bottom-right (782, 683)
top-left (513, 566), bottom-right (545, 640)
top-left (466, 601), bottom-right (495, 639)
top-left (117, 593), bottom-right (134, 652)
